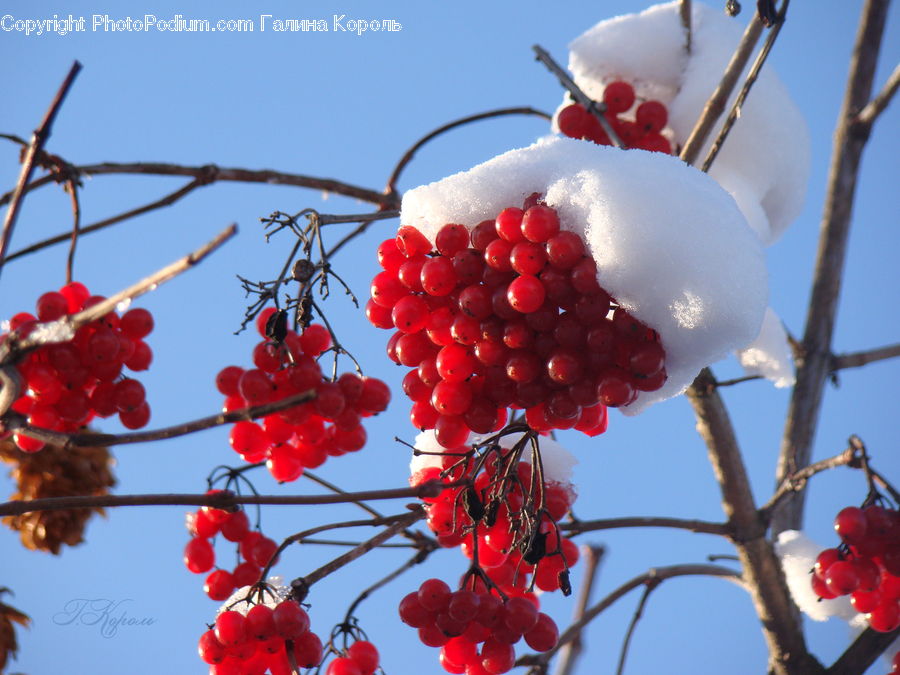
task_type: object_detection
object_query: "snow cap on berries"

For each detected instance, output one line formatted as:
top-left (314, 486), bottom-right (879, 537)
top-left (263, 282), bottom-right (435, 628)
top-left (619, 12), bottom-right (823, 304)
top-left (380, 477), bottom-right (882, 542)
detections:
top-left (401, 136), bottom-right (767, 414)
top-left (565, 1), bottom-right (810, 245)
top-left (737, 307), bottom-right (795, 388)
top-left (774, 531), bottom-right (855, 622)
top-left (410, 429), bottom-right (578, 486)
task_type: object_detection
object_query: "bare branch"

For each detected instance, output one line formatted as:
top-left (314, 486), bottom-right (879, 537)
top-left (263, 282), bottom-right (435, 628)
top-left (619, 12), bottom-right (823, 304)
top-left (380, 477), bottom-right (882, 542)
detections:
top-left (5, 176), bottom-right (210, 264)
top-left (385, 107), bottom-right (551, 195)
top-left (553, 545), bottom-right (605, 675)
top-left (0, 482), bottom-right (442, 518)
top-left (0, 161), bottom-right (396, 211)
top-left (679, 15), bottom-right (764, 165)
top-left (64, 176), bottom-right (81, 284)
top-left (560, 516), bottom-right (729, 537)
top-left (519, 564), bottom-right (744, 671)
top-left (0, 61), bottom-right (81, 278)
top-left (615, 579), bottom-right (658, 675)
top-left (774, 0), bottom-right (892, 536)
top-left (680, 0), bottom-right (692, 53)
top-left (701, 1), bottom-right (790, 172)
top-left (9, 388), bottom-right (313, 449)
top-left (531, 45), bottom-right (625, 148)
top-left (5, 224), bottom-right (236, 360)
top-left (855, 61), bottom-right (900, 129)
top-left (832, 342), bottom-right (900, 371)
top-left (826, 626), bottom-right (900, 675)
top-left (687, 369), bottom-right (818, 674)
top-left (760, 447), bottom-right (857, 521)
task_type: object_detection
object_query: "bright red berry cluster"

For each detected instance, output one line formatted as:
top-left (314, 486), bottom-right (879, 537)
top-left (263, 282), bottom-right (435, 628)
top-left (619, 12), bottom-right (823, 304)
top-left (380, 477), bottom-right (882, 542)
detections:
top-left (3, 282), bottom-right (154, 452)
top-left (557, 80), bottom-right (672, 153)
top-left (399, 577), bottom-right (558, 674)
top-left (811, 504), bottom-right (900, 634)
top-left (411, 441), bottom-right (579, 594)
top-left (366, 196), bottom-right (666, 448)
top-left (184, 495), bottom-right (280, 601)
top-left (198, 598), bottom-right (324, 675)
top-left (216, 309), bottom-right (390, 481)
top-left (325, 640), bottom-right (380, 675)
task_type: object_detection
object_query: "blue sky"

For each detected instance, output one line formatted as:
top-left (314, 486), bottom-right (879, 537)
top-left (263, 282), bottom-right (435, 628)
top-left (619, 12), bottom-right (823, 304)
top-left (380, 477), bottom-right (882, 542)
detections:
top-left (1, 1), bottom-right (898, 673)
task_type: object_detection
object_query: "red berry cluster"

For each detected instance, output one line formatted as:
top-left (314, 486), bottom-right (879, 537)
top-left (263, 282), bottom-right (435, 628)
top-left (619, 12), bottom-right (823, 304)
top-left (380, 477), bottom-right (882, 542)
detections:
top-left (184, 495), bottom-right (280, 601)
top-left (811, 504), bottom-right (900, 634)
top-left (411, 443), bottom-right (579, 594)
top-left (366, 196), bottom-right (666, 448)
top-left (557, 80), bottom-right (672, 154)
top-left (198, 599), bottom-right (324, 675)
top-left (325, 640), bottom-right (380, 675)
top-left (4, 282), bottom-right (154, 452)
top-left (399, 578), bottom-right (558, 674)
top-left (216, 309), bottom-right (390, 482)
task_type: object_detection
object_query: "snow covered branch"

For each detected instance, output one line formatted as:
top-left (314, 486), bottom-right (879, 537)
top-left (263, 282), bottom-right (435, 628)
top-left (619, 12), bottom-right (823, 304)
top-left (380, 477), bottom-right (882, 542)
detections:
top-left (774, 0), bottom-right (893, 537)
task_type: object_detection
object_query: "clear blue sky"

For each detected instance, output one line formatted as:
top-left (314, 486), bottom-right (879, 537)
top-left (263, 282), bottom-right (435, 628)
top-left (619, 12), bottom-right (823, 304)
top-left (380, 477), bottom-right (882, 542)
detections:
top-left (1, 2), bottom-right (898, 673)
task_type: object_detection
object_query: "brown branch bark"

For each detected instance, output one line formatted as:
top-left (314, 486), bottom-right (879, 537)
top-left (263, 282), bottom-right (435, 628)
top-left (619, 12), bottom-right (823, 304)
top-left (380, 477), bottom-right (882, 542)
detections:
top-left (679, 15), bottom-right (764, 165)
top-left (760, 447), bottom-right (857, 521)
top-left (0, 61), bottom-right (81, 278)
top-left (552, 545), bottom-right (605, 675)
top-left (855, 61), bottom-right (900, 128)
top-left (0, 161), bottom-right (396, 210)
top-left (832, 342), bottom-right (900, 371)
top-left (519, 563), bottom-right (744, 672)
top-left (687, 369), bottom-right (820, 674)
top-left (560, 515), bottom-right (729, 537)
top-left (773, 0), bottom-right (891, 537)
top-left (0, 482), bottom-right (442, 518)
top-left (826, 626), bottom-right (900, 674)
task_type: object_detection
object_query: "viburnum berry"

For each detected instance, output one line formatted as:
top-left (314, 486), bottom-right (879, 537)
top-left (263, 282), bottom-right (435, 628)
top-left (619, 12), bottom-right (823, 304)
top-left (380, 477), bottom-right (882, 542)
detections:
top-left (215, 610), bottom-right (248, 647)
top-left (273, 600), bottom-right (310, 638)
top-left (184, 537), bottom-right (215, 574)
top-left (346, 640), bottom-right (379, 675)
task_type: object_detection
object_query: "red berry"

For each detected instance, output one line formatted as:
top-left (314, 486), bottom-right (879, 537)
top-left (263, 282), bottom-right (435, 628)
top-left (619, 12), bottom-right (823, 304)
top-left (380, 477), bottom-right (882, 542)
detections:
top-left (215, 611), bottom-right (247, 647)
top-left (205, 570), bottom-right (235, 601)
top-left (521, 205), bottom-right (560, 243)
top-left (603, 81), bottom-right (635, 113)
top-left (418, 578), bottom-right (452, 612)
top-left (273, 600), bottom-right (310, 638)
top-left (246, 604), bottom-right (276, 641)
top-left (184, 537), bottom-right (215, 573)
top-left (120, 308), bottom-right (154, 339)
top-left (835, 506), bottom-right (868, 543)
top-left (346, 640), bottom-right (379, 675)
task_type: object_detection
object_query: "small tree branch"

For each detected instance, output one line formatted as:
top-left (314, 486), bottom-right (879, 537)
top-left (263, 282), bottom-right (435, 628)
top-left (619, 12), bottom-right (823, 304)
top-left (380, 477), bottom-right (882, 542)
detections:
top-left (680, 0), bottom-right (692, 53)
top-left (760, 447), bottom-right (857, 521)
top-left (826, 626), bottom-right (900, 675)
top-left (3, 224), bottom-right (236, 362)
top-left (855, 61), bottom-right (900, 129)
top-left (531, 45), bottom-right (625, 148)
top-left (385, 107), bottom-right (551, 195)
top-left (553, 545), bottom-right (605, 675)
top-left (560, 516), bottom-right (729, 537)
top-left (679, 14), bottom-right (764, 165)
top-left (774, 0), bottom-right (892, 536)
top-left (0, 61), bottom-right (81, 278)
top-left (8, 388), bottom-right (314, 448)
top-left (701, 1), bottom-right (790, 172)
top-left (519, 564), bottom-right (744, 671)
top-left (615, 579), bottom-right (659, 675)
top-left (64, 177), bottom-right (81, 284)
top-left (0, 482), bottom-right (442, 518)
top-left (4, 176), bottom-right (211, 264)
top-left (831, 342), bottom-right (900, 371)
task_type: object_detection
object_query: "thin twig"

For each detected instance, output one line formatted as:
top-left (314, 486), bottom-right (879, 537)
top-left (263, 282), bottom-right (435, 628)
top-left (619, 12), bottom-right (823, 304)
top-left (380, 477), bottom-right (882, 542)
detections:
top-left (716, 374), bottom-right (764, 387)
top-left (325, 210), bottom-right (400, 259)
top-left (385, 107), bottom-right (551, 194)
top-left (519, 564), bottom-right (744, 671)
top-left (64, 177), bottom-right (81, 284)
top-left (552, 545), bottom-right (605, 675)
top-left (8, 388), bottom-right (314, 448)
top-left (560, 516), bottom-right (729, 537)
top-left (531, 45), bottom-right (625, 148)
top-left (759, 447), bottom-right (857, 521)
top-left (855, 62), bottom-right (900, 128)
top-left (293, 506), bottom-right (426, 591)
top-left (342, 547), bottom-right (435, 623)
top-left (701, 1), bottom-right (790, 172)
top-left (0, 61), bottom-right (81, 278)
top-left (615, 578), bottom-right (660, 675)
top-left (5, 224), bottom-right (236, 359)
top-left (773, 0), bottom-right (892, 537)
top-left (0, 161), bottom-right (396, 211)
top-left (0, 483), bottom-right (442, 518)
top-left (5, 176), bottom-right (210, 264)
top-left (679, 15), bottom-right (764, 165)
top-left (680, 0), bottom-right (692, 53)
top-left (831, 342), bottom-right (900, 371)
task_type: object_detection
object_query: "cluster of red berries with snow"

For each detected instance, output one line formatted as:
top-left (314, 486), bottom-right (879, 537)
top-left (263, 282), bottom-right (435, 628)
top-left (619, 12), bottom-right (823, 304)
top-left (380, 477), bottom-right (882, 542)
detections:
top-left (557, 80), bottom-right (672, 154)
top-left (367, 195), bottom-right (667, 448)
top-left (811, 504), bottom-right (900, 634)
top-left (216, 309), bottom-right (390, 481)
top-left (184, 497), bottom-right (280, 601)
top-left (3, 282), bottom-right (154, 452)
top-left (400, 577), bottom-right (558, 674)
top-left (198, 597), bottom-right (324, 675)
